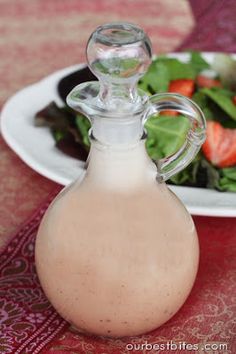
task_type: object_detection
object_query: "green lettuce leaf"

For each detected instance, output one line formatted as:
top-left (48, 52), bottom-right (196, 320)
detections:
top-left (218, 167), bottom-right (236, 192)
top-left (158, 58), bottom-right (196, 80)
top-left (189, 51), bottom-right (210, 73)
top-left (192, 91), bottom-right (236, 128)
top-left (139, 56), bottom-right (198, 95)
top-left (201, 87), bottom-right (236, 120)
top-left (139, 61), bottom-right (170, 94)
top-left (75, 114), bottom-right (91, 148)
top-left (169, 156), bottom-right (221, 189)
top-left (145, 115), bottom-right (190, 160)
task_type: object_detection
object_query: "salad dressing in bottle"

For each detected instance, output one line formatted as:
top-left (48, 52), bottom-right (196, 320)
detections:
top-left (35, 22), bottom-right (206, 337)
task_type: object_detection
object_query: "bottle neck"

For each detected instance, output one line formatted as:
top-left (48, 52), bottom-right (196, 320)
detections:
top-left (91, 111), bottom-right (144, 145)
top-left (85, 138), bottom-right (157, 191)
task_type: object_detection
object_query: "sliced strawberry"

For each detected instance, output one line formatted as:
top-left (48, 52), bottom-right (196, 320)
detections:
top-left (202, 121), bottom-right (236, 168)
top-left (233, 96), bottom-right (236, 105)
top-left (160, 110), bottom-right (178, 116)
top-left (168, 79), bottom-right (194, 98)
top-left (197, 75), bottom-right (222, 88)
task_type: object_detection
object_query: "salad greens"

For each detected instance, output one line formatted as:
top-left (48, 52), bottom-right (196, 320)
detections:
top-left (200, 88), bottom-right (236, 121)
top-left (219, 168), bottom-right (236, 192)
top-left (35, 52), bottom-right (236, 192)
top-left (139, 51), bottom-right (210, 95)
top-left (145, 115), bottom-right (190, 160)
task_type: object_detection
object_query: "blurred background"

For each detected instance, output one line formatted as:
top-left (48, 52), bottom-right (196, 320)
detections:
top-left (0, 0), bottom-right (194, 106)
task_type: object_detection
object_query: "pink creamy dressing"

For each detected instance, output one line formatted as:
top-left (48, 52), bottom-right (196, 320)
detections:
top-left (35, 144), bottom-right (199, 337)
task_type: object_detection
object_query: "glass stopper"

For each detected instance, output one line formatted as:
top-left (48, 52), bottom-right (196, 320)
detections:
top-left (87, 22), bottom-right (152, 83)
top-left (86, 22), bottom-right (152, 108)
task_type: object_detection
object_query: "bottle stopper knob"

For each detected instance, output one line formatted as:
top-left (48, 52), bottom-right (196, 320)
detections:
top-left (86, 22), bottom-right (152, 86)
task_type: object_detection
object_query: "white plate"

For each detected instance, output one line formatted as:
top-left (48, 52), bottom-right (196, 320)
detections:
top-left (1, 54), bottom-right (236, 217)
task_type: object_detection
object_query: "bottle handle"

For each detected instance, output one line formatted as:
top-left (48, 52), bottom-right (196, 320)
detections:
top-left (145, 93), bottom-right (206, 182)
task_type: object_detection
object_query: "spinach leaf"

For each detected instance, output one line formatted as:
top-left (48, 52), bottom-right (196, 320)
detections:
top-left (189, 51), bottom-right (210, 73)
top-left (171, 160), bottom-right (236, 192)
top-left (169, 157), bottom-right (201, 185)
top-left (192, 91), bottom-right (236, 127)
top-left (218, 167), bottom-right (236, 192)
top-left (75, 114), bottom-right (91, 148)
top-left (157, 58), bottom-right (196, 80)
top-left (139, 61), bottom-right (169, 94)
top-left (192, 92), bottom-right (214, 120)
top-left (199, 159), bottom-right (221, 189)
top-left (201, 87), bottom-right (236, 120)
top-left (221, 167), bottom-right (236, 180)
top-left (169, 156), bottom-right (221, 189)
top-left (145, 115), bottom-right (190, 160)
top-left (139, 56), bottom-right (197, 94)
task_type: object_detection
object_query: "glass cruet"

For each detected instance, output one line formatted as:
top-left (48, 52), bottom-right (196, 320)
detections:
top-left (35, 22), bottom-right (206, 338)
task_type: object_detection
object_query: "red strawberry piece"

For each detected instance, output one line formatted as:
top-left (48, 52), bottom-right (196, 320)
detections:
top-left (233, 96), bottom-right (236, 105)
top-left (202, 121), bottom-right (236, 168)
top-left (160, 110), bottom-right (178, 116)
top-left (197, 75), bottom-right (222, 88)
top-left (168, 79), bottom-right (195, 98)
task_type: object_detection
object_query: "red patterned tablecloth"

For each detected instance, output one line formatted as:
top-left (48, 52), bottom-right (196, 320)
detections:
top-left (0, 1), bottom-right (236, 353)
